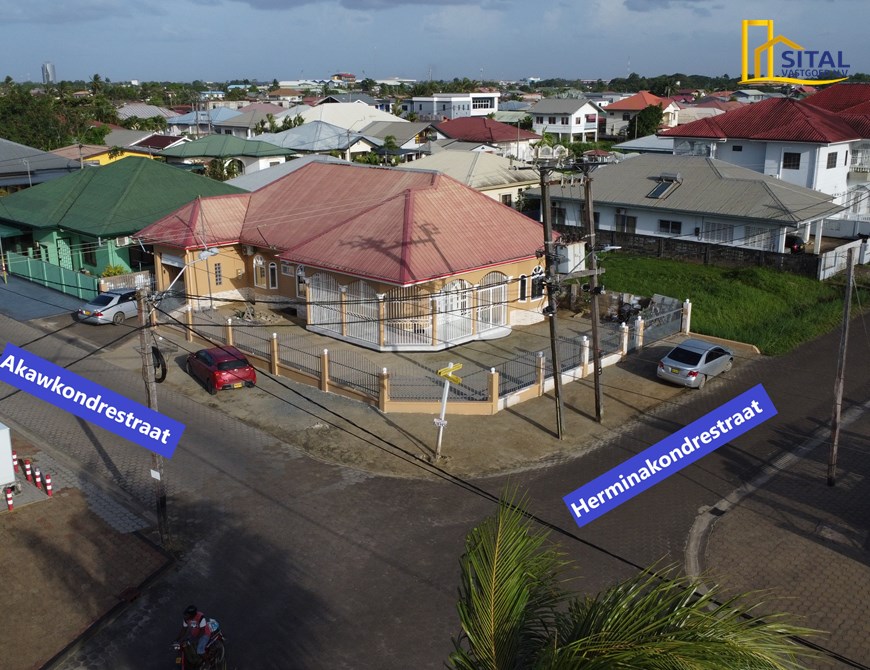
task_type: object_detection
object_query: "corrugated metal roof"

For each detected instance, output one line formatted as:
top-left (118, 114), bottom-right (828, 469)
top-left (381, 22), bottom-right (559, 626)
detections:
top-left (528, 98), bottom-right (594, 114)
top-left (435, 117), bottom-right (540, 143)
top-left (359, 121), bottom-right (435, 144)
top-left (662, 97), bottom-right (860, 143)
top-left (0, 138), bottom-right (80, 174)
top-left (159, 135), bottom-right (288, 158)
top-left (297, 102), bottom-right (404, 131)
top-left (246, 163), bottom-right (545, 285)
top-left (401, 151), bottom-right (539, 190)
top-left (255, 121), bottom-right (371, 152)
top-left (0, 157), bottom-right (245, 237)
top-left (540, 154), bottom-right (843, 224)
top-left (802, 83), bottom-right (870, 113)
top-left (138, 194), bottom-right (252, 249)
top-left (116, 103), bottom-right (175, 119)
top-left (213, 103), bottom-right (293, 129)
top-left (226, 155), bottom-right (349, 191)
top-left (605, 91), bottom-right (670, 111)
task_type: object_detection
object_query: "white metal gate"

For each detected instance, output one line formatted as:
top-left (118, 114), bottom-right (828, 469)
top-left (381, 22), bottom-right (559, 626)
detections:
top-left (308, 273), bottom-right (342, 334)
top-left (477, 272), bottom-right (507, 332)
top-left (345, 280), bottom-right (379, 345)
top-left (438, 280), bottom-right (473, 343)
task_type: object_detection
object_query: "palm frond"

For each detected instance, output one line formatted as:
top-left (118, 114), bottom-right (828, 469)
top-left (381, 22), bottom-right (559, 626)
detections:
top-left (449, 489), bottom-right (568, 670)
top-left (549, 566), bottom-right (821, 670)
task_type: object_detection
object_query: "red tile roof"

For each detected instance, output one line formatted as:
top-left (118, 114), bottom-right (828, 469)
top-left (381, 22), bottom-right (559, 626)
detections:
top-left (661, 97), bottom-right (861, 143)
top-left (802, 83), bottom-right (870, 113)
top-left (435, 117), bottom-right (540, 143)
top-left (142, 162), bottom-right (547, 286)
top-left (605, 91), bottom-right (670, 111)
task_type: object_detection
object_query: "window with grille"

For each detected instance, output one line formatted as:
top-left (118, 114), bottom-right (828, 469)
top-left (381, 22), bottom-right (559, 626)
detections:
top-left (616, 213), bottom-right (637, 233)
top-left (744, 226), bottom-right (773, 250)
top-left (253, 255), bottom-right (266, 288)
top-left (827, 152), bottom-right (837, 169)
top-left (702, 221), bottom-right (734, 244)
top-left (214, 262), bottom-right (222, 286)
top-left (783, 152), bottom-right (801, 170)
top-left (531, 266), bottom-right (545, 299)
top-left (281, 261), bottom-right (293, 276)
top-left (519, 275), bottom-right (528, 302)
top-left (501, 194), bottom-right (512, 207)
top-left (658, 220), bottom-right (682, 235)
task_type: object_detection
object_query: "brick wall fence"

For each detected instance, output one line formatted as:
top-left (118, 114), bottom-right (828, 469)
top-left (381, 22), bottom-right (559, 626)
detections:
top-left (556, 228), bottom-right (820, 278)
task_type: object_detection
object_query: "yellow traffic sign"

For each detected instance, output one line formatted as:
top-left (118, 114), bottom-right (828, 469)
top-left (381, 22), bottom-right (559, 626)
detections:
top-left (438, 362), bottom-right (462, 384)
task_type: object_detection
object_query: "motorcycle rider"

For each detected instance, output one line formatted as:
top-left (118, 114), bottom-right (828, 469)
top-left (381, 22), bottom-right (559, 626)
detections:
top-left (176, 604), bottom-right (213, 665)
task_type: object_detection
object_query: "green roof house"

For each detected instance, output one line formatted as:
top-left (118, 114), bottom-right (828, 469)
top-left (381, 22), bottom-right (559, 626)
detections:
top-left (0, 157), bottom-right (245, 280)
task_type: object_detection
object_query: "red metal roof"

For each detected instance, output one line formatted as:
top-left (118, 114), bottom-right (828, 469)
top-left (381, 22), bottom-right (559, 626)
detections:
top-left (435, 117), bottom-right (540, 143)
top-left (240, 162), bottom-right (546, 285)
top-left (661, 97), bottom-right (861, 143)
top-left (605, 91), bottom-right (669, 111)
top-left (138, 194), bottom-right (251, 249)
top-left (802, 83), bottom-right (870, 113)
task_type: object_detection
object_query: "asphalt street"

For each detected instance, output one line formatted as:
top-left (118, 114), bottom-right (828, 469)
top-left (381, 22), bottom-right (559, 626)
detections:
top-left (2, 275), bottom-right (869, 669)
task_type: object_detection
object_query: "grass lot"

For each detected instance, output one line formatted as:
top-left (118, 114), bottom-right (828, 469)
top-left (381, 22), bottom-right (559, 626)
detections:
top-left (596, 255), bottom-right (869, 355)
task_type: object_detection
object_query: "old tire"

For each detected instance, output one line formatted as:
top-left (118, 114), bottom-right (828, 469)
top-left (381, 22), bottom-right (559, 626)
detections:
top-left (724, 358), bottom-right (733, 373)
top-left (207, 379), bottom-right (217, 396)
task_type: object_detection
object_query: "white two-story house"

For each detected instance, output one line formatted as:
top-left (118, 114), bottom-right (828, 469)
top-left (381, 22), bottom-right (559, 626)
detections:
top-left (527, 98), bottom-right (600, 143)
top-left (661, 92), bottom-right (870, 233)
top-left (401, 92), bottom-right (500, 121)
top-left (523, 154), bottom-right (843, 255)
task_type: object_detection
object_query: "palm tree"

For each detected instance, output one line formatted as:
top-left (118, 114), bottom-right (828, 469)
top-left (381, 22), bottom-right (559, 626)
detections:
top-left (450, 492), bottom-right (819, 670)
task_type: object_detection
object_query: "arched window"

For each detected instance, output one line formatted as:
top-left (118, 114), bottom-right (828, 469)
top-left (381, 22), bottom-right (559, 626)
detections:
top-left (519, 274), bottom-right (528, 302)
top-left (253, 255), bottom-right (266, 288)
top-left (268, 262), bottom-right (278, 289)
top-left (531, 266), bottom-right (545, 299)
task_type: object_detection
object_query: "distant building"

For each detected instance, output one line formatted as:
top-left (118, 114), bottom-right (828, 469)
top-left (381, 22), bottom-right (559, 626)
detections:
top-left (41, 62), bottom-right (56, 85)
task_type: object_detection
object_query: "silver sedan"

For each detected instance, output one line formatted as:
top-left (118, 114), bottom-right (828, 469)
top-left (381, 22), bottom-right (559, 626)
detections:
top-left (656, 338), bottom-right (733, 389)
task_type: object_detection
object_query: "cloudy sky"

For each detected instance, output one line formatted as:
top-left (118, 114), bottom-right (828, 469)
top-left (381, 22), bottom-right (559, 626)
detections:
top-left (1, 0), bottom-right (865, 84)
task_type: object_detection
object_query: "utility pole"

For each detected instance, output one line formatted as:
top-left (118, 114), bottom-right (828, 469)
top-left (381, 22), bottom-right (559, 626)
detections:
top-left (827, 247), bottom-right (854, 486)
top-left (137, 289), bottom-right (169, 544)
top-left (581, 165), bottom-right (604, 422)
top-left (538, 152), bottom-right (565, 440)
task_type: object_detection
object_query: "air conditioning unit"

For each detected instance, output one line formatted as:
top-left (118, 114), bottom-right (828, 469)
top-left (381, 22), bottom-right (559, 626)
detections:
top-left (115, 236), bottom-right (133, 247)
top-left (242, 245), bottom-right (255, 256)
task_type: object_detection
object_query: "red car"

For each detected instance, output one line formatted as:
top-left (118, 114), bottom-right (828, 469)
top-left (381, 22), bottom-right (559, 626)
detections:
top-left (185, 346), bottom-right (257, 395)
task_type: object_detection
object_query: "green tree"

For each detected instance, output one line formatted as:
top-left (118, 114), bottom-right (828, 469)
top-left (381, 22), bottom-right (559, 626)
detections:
top-left (449, 492), bottom-right (819, 670)
top-left (89, 73), bottom-right (103, 96)
top-left (625, 104), bottom-right (665, 139)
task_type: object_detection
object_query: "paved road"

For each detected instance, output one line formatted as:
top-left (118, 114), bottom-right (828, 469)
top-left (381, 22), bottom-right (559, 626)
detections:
top-left (2, 277), bottom-right (869, 668)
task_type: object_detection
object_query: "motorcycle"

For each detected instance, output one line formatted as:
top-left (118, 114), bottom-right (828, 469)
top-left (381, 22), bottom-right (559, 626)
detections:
top-left (173, 621), bottom-right (226, 669)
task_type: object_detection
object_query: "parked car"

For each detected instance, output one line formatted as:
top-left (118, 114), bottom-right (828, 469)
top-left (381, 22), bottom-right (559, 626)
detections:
top-left (656, 338), bottom-right (733, 390)
top-left (77, 289), bottom-right (138, 325)
top-left (185, 346), bottom-right (257, 395)
top-left (785, 235), bottom-right (805, 253)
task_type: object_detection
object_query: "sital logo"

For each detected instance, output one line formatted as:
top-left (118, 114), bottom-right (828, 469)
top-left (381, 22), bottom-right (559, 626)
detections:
top-left (740, 19), bottom-right (850, 85)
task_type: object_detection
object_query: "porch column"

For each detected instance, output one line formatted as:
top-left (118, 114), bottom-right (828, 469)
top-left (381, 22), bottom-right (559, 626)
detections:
top-left (376, 294), bottom-right (386, 348)
top-left (431, 294), bottom-right (439, 348)
top-left (471, 284), bottom-right (479, 336)
top-left (682, 299), bottom-right (692, 334)
top-left (339, 286), bottom-right (348, 337)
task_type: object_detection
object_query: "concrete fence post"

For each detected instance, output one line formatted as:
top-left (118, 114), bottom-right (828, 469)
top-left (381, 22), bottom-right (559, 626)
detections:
top-left (379, 368), bottom-right (389, 413)
top-left (225, 318), bottom-right (234, 346)
top-left (536, 351), bottom-right (546, 396)
top-left (635, 315), bottom-right (644, 350)
top-left (320, 349), bottom-right (330, 392)
top-left (270, 333), bottom-right (279, 375)
top-left (682, 298), bottom-right (692, 334)
top-left (488, 368), bottom-right (499, 414)
top-left (620, 321), bottom-right (629, 355)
